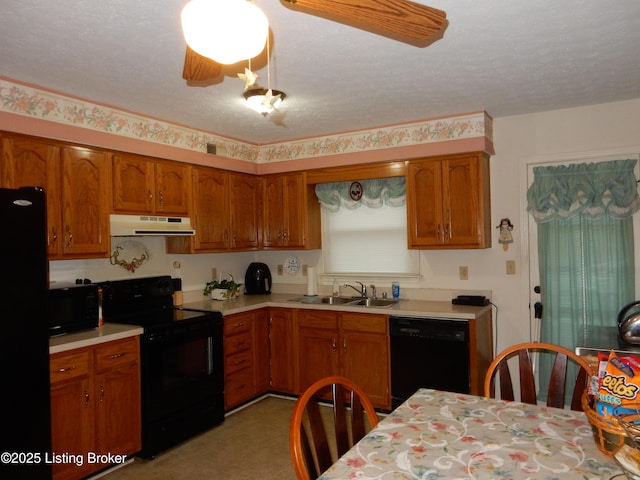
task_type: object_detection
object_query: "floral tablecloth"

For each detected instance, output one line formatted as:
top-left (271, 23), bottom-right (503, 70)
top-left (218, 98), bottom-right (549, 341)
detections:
top-left (320, 389), bottom-right (622, 479)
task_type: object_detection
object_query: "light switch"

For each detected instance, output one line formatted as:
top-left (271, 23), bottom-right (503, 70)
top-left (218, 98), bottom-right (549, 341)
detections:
top-left (506, 260), bottom-right (516, 275)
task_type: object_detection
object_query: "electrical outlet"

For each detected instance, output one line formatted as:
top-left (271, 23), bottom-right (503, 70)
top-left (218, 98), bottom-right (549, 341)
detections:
top-left (459, 266), bottom-right (468, 280)
top-left (211, 267), bottom-right (217, 280)
top-left (302, 264), bottom-right (308, 276)
top-left (277, 264), bottom-right (283, 276)
top-left (506, 260), bottom-right (516, 275)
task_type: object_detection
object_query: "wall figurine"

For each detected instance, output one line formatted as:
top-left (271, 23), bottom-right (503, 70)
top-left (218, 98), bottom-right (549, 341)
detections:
top-left (497, 218), bottom-right (514, 251)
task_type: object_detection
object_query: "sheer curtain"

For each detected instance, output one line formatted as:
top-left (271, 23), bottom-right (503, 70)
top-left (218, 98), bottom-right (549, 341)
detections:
top-left (527, 159), bottom-right (640, 402)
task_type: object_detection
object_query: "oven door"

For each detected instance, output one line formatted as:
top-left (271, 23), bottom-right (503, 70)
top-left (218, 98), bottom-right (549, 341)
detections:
top-left (141, 314), bottom-right (224, 425)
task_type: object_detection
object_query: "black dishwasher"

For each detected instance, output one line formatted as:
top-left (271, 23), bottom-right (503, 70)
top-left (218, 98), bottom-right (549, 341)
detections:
top-left (390, 316), bottom-right (470, 408)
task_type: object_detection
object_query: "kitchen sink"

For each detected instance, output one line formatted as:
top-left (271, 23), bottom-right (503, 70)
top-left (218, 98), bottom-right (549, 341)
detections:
top-left (353, 298), bottom-right (399, 308)
top-left (288, 295), bottom-right (398, 308)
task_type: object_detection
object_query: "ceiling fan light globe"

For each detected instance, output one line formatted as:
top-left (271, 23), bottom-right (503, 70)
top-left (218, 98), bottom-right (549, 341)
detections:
top-left (244, 88), bottom-right (285, 114)
top-left (181, 0), bottom-right (269, 64)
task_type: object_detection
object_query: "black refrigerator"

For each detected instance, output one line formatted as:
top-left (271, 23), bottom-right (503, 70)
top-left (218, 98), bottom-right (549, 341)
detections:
top-left (0, 187), bottom-right (52, 479)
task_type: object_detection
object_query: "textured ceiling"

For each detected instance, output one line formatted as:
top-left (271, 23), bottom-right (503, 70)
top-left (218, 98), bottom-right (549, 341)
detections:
top-left (1, 0), bottom-right (639, 145)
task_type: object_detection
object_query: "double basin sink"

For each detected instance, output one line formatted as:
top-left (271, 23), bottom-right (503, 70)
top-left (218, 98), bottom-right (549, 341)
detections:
top-left (288, 295), bottom-right (399, 308)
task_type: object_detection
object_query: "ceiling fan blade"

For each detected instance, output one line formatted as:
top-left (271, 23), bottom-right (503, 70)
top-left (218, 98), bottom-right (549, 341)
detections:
top-left (182, 46), bottom-right (222, 82)
top-left (282, 0), bottom-right (446, 42)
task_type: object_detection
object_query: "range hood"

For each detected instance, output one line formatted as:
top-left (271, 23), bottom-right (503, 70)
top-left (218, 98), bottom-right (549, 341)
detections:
top-left (110, 214), bottom-right (195, 236)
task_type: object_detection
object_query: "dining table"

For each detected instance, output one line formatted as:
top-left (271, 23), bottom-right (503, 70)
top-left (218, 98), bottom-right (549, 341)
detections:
top-left (320, 388), bottom-right (624, 480)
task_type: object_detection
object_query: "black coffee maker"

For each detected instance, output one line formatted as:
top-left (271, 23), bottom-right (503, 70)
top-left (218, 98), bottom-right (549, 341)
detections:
top-left (244, 262), bottom-right (272, 294)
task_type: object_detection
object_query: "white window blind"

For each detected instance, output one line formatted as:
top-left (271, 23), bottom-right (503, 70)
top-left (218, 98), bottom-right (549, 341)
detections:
top-left (321, 203), bottom-right (419, 275)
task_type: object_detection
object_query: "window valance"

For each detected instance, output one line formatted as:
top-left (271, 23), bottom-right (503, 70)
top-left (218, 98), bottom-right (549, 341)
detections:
top-left (315, 177), bottom-right (406, 212)
top-left (527, 159), bottom-right (640, 223)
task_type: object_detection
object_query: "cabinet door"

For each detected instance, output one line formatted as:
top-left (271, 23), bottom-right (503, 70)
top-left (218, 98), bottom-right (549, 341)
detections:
top-left (95, 362), bottom-right (141, 458)
top-left (192, 166), bottom-right (230, 251)
top-left (254, 309), bottom-right (271, 394)
top-left (297, 310), bottom-right (340, 391)
top-left (406, 159), bottom-right (444, 246)
top-left (112, 154), bottom-right (155, 213)
top-left (340, 313), bottom-right (390, 409)
top-left (229, 172), bottom-right (259, 250)
top-left (444, 156), bottom-right (482, 246)
top-left (60, 147), bottom-right (110, 257)
top-left (50, 378), bottom-right (95, 480)
top-left (155, 160), bottom-right (190, 214)
top-left (269, 308), bottom-right (296, 394)
top-left (262, 175), bottom-right (285, 247)
top-left (282, 173), bottom-right (306, 248)
top-left (0, 136), bottom-right (63, 256)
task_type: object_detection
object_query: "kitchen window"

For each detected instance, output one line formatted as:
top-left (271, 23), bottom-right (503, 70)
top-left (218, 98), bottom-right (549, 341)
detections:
top-left (316, 178), bottom-right (419, 276)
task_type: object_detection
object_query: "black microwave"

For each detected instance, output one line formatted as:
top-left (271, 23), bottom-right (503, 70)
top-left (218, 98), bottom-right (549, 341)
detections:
top-left (48, 283), bottom-right (99, 336)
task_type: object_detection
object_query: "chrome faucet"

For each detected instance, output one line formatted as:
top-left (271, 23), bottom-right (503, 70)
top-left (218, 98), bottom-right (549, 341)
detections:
top-left (344, 281), bottom-right (367, 298)
top-left (369, 284), bottom-right (377, 299)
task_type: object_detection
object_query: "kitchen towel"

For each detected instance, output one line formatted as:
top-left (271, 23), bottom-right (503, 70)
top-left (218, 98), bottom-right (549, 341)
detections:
top-left (306, 266), bottom-right (318, 296)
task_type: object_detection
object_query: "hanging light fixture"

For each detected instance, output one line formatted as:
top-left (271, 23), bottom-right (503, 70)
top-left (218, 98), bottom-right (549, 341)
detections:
top-left (181, 0), bottom-right (269, 65)
top-left (243, 35), bottom-right (285, 114)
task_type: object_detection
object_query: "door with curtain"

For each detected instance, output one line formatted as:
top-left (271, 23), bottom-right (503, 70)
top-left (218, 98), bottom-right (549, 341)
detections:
top-left (526, 157), bottom-right (640, 403)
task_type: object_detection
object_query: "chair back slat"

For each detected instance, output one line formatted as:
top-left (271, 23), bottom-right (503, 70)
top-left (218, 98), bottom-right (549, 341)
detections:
top-left (546, 353), bottom-right (569, 408)
top-left (518, 349), bottom-right (538, 404)
top-left (305, 399), bottom-right (332, 475)
top-left (497, 360), bottom-right (515, 401)
top-left (290, 376), bottom-right (379, 480)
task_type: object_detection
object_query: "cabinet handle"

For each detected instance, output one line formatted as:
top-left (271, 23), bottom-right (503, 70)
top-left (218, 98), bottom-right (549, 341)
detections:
top-left (444, 223), bottom-right (449, 239)
top-left (84, 388), bottom-right (90, 406)
top-left (234, 341), bottom-right (247, 348)
top-left (343, 338), bottom-right (347, 352)
top-left (282, 229), bottom-right (288, 240)
top-left (99, 384), bottom-right (104, 403)
top-left (50, 227), bottom-right (57, 246)
top-left (331, 338), bottom-right (337, 352)
top-left (55, 365), bottom-right (76, 373)
top-left (159, 190), bottom-right (164, 205)
top-left (107, 352), bottom-right (125, 360)
top-left (233, 359), bottom-right (247, 366)
top-left (233, 322), bottom-right (245, 328)
top-left (148, 189), bottom-right (153, 204)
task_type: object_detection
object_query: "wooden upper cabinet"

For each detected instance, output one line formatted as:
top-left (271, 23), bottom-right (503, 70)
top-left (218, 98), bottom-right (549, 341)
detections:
top-left (112, 154), bottom-right (190, 215)
top-left (263, 172), bottom-right (321, 249)
top-left (1, 134), bottom-right (110, 259)
top-left (60, 147), bottom-right (111, 257)
top-left (1, 136), bottom-right (62, 256)
top-left (167, 166), bottom-right (259, 253)
top-left (407, 152), bottom-right (491, 249)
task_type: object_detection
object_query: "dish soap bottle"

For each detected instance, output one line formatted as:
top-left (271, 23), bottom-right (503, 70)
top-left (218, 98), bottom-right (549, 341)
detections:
top-left (332, 279), bottom-right (340, 297)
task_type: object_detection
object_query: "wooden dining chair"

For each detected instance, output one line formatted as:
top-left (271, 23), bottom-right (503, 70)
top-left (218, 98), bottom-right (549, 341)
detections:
top-left (289, 376), bottom-right (379, 480)
top-left (483, 341), bottom-right (593, 411)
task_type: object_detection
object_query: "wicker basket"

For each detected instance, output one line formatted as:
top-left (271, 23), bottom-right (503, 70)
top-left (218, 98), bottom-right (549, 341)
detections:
top-left (582, 391), bottom-right (630, 456)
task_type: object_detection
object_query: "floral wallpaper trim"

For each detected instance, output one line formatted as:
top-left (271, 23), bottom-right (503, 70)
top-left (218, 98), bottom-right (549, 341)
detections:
top-left (0, 79), bottom-right (491, 163)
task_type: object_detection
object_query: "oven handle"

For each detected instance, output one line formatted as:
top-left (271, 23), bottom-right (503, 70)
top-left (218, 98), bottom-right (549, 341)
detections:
top-left (207, 336), bottom-right (214, 375)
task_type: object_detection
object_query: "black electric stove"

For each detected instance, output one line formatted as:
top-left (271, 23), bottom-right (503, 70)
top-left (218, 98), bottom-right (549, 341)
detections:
top-left (100, 275), bottom-right (224, 458)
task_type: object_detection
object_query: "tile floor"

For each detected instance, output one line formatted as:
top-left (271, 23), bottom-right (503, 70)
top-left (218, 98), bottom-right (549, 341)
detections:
top-left (96, 396), bottom-right (297, 480)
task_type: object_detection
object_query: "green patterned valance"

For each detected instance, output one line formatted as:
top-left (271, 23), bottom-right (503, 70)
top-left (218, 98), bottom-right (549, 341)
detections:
top-left (527, 159), bottom-right (640, 223)
top-left (315, 177), bottom-right (406, 212)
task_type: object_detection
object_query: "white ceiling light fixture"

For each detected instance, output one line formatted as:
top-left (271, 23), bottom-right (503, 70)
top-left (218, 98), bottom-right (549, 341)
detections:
top-left (242, 35), bottom-right (286, 115)
top-left (181, 0), bottom-right (269, 65)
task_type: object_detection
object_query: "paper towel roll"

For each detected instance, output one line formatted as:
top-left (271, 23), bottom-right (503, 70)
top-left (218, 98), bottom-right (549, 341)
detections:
top-left (306, 266), bottom-right (318, 296)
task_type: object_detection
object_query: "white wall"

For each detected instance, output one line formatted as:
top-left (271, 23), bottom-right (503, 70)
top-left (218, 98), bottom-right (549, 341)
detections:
top-left (50, 98), bottom-right (640, 353)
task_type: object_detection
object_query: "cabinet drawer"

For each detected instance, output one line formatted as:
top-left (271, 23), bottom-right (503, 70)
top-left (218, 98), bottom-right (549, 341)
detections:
top-left (224, 316), bottom-right (252, 335)
top-left (341, 313), bottom-right (388, 334)
top-left (50, 351), bottom-right (90, 384)
top-left (297, 310), bottom-right (338, 329)
top-left (225, 331), bottom-right (252, 356)
top-left (94, 337), bottom-right (139, 371)
top-left (225, 350), bottom-right (253, 375)
top-left (225, 368), bottom-right (254, 407)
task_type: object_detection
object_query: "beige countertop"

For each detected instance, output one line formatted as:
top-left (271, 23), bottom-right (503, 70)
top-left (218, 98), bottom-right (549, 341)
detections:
top-left (49, 323), bottom-right (143, 355)
top-left (50, 294), bottom-right (489, 354)
top-left (181, 293), bottom-right (491, 320)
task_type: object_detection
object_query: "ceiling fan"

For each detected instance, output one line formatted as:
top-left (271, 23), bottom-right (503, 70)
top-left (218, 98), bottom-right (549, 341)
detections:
top-left (182, 0), bottom-right (447, 82)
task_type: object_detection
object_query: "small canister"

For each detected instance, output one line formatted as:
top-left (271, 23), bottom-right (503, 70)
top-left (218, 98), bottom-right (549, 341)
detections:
top-left (391, 282), bottom-right (400, 299)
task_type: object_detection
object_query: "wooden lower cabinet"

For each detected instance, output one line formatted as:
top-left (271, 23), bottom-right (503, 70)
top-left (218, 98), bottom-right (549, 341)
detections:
top-left (269, 308), bottom-right (297, 394)
top-left (49, 336), bottom-right (141, 480)
top-left (297, 310), bottom-right (391, 410)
